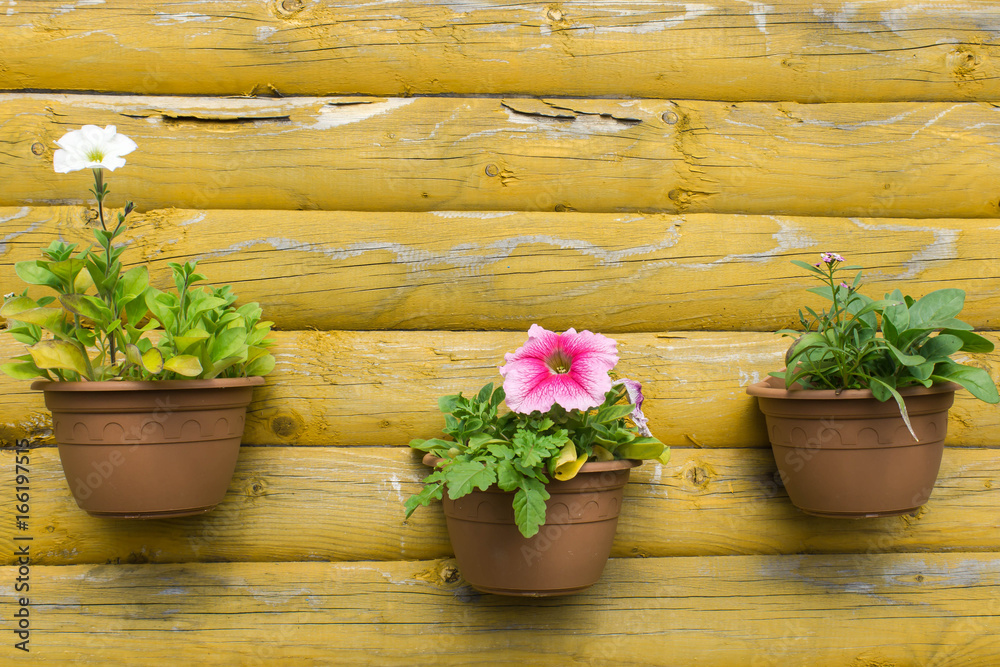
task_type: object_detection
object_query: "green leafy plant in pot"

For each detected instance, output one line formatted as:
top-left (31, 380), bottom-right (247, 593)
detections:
top-left (1, 125), bottom-right (275, 518)
top-left (405, 325), bottom-right (669, 596)
top-left (746, 253), bottom-right (998, 518)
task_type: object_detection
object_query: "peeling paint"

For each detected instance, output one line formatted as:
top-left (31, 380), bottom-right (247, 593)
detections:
top-left (312, 98), bottom-right (416, 130)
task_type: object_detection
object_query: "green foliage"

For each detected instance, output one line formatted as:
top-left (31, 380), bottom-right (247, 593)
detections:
top-left (773, 257), bottom-right (998, 436)
top-left (1, 173), bottom-right (274, 382)
top-left (404, 382), bottom-right (669, 538)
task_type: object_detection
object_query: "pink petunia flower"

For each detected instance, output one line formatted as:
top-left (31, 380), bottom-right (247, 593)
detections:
top-left (499, 324), bottom-right (619, 414)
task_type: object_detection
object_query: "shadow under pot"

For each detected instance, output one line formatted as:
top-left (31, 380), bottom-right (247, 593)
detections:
top-left (746, 376), bottom-right (958, 518)
top-left (426, 452), bottom-right (639, 597)
top-left (33, 377), bottom-right (263, 519)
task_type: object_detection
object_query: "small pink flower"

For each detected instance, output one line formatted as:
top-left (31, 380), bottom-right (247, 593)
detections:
top-left (499, 325), bottom-right (618, 414)
top-left (820, 252), bottom-right (845, 264)
top-left (840, 281), bottom-right (851, 290)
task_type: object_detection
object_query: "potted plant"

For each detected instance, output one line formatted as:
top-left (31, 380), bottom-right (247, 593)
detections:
top-left (1, 125), bottom-right (275, 518)
top-left (747, 253), bottom-right (998, 518)
top-left (404, 325), bottom-right (669, 596)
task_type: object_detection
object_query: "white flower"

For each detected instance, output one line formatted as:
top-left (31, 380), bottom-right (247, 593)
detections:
top-left (53, 125), bottom-right (137, 174)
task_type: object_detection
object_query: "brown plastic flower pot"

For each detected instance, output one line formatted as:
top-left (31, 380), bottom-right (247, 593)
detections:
top-left (747, 376), bottom-right (958, 518)
top-left (33, 377), bottom-right (263, 519)
top-left (426, 453), bottom-right (639, 597)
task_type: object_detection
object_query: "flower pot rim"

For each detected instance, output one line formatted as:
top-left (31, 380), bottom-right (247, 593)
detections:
top-left (30, 376), bottom-right (265, 392)
top-left (745, 375), bottom-right (960, 400)
top-left (421, 452), bottom-right (641, 472)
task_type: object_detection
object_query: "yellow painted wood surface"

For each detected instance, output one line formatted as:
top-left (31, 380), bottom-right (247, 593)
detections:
top-left (3, 446), bottom-right (1000, 566)
top-left (3, 206), bottom-right (999, 332)
top-left (3, 1), bottom-right (1000, 102)
top-left (3, 555), bottom-right (999, 665)
top-left (5, 94), bottom-right (1000, 217)
top-left (2, 331), bottom-right (998, 449)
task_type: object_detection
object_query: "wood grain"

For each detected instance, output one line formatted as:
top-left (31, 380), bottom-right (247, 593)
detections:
top-left (3, 206), bottom-right (999, 332)
top-left (3, 1), bottom-right (1000, 102)
top-left (4, 555), bottom-right (999, 665)
top-left (2, 331), bottom-right (998, 449)
top-left (4, 95), bottom-right (1000, 217)
top-left (3, 446), bottom-right (1000, 566)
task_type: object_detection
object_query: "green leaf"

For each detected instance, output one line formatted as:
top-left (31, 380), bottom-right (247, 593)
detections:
top-left (513, 478), bottom-right (550, 538)
top-left (173, 328), bottom-right (211, 354)
top-left (403, 473), bottom-right (445, 519)
top-left (163, 354), bottom-right (202, 377)
top-left (917, 334), bottom-right (964, 361)
top-left (496, 459), bottom-right (521, 491)
top-left (885, 342), bottom-right (925, 367)
top-left (443, 461), bottom-right (496, 499)
top-left (407, 438), bottom-right (453, 454)
top-left (594, 403), bottom-right (637, 424)
top-left (28, 340), bottom-right (89, 378)
top-left (244, 353), bottom-right (275, 377)
top-left (908, 289), bottom-right (965, 328)
top-left (0, 360), bottom-right (46, 380)
top-left (940, 329), bottom-right (995, 354)
top-left (869, 376), bottom-right (916, 440)
top-left (932, 362), bottom-right (999, 404)
top-left (60, 294), bottom-right (112, 324)
top-left (14, 261), bottom-right (60, 288)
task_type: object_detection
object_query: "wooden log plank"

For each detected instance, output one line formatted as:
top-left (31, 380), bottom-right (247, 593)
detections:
top-left (2, 332), bottom-right (998, 449)
top-left (4, 94), bottom-right (1000, 218)
top-left (4, 206), bottom-right (1000, 332)
top-left (3, 555), bottom-right (999, 665)
top-left (3, 1), bottom-right (1000, 102)
top-left (3, 446), bottom-right (1000, 566)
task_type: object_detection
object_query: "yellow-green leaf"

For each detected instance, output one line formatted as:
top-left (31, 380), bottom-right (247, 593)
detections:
top-left (3, 307), bottom-right (64, 329)
top-left (553, 447), bottom-right (588, 482)
top-left (617, 441), bottom-right (665, 461)
top-left (141, 347), bottom-right (164, 374)
top-left (591, 445), bottom-right (615, 461)
top-left (28, 340), bottom-right (89, 377)
top-left (0, 296), bottom-right (39, 318)
top-left (163, 355), bottom-right (202, 377)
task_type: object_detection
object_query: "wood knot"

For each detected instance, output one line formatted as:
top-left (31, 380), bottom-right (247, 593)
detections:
top-left (683, 461), bottom-right (714, 490)
top-left (277, 0), bottom-right (303, 15)
top-left (440, 564), bottom-right (460, 584)
top-left (31, 142), bottom-right (46, 156)
top-left (270, 412), bottom-right (303, 440)
top-left (948, 47), bottom-right (982, 80)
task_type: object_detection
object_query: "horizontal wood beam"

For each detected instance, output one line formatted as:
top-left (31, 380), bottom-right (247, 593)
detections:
top-left (4, 554), bottom-right (999, 664)
top-left (3, 207), bottom-right (999, 332)
top-left (4, 94), bottom-right (1000, 217)
top-left (2, 331), bottom-right (998, 449)
top-left (3, 1), bottom-right (999, 102)
top-left (3, 446), bottom-right (1000, 566)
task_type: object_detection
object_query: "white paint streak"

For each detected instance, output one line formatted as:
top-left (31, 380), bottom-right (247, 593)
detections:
top-left (735, 0), bottom-right (772, 35)
top-left (431, 211), bottom-right (515, 219)
top-left (195, 229), bottom-right (681, 276)
top-left (178, 212), bottom-right (206, 227)
top-left (737, 369), bottom-right (762, 387)
top-left (312, 98), bottom-right (416, 130)
top-left (677, 217), bottom-right (815, 270)
top-left (566, 2), bottom-right (714, 34)
top-left (256, 26), bottom-right (277, 41)
top-left (850, 219), bottom-right (959, 279)
top-left (150, 11), bottom-right (211, 25)
top-left (0, 208), bottom-right (43, 254)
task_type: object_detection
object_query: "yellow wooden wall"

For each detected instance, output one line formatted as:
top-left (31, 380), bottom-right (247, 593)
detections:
top-left (2, 2), bottom-right (1000, 664)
